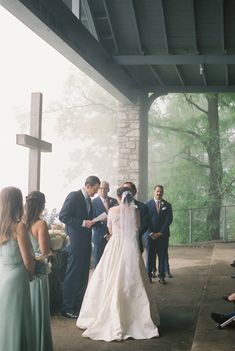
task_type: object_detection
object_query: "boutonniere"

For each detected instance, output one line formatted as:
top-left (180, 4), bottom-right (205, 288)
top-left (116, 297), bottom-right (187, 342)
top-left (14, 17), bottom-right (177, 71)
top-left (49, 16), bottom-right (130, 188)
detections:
top-left (160, 202), bottom-right (166, 210)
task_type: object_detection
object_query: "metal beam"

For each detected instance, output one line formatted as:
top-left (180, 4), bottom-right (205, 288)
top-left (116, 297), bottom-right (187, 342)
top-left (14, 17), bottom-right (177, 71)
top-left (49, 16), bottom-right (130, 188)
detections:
top-left (149, 66), bottom-right (164, 86)
top-left (225, 65), bottom-right (229, 86)
top-left (81, 0), bottom-right (99, 41)
top-left (147, 85), bottom-right (235, 94)
top-left (103, 0), bottom-right (119, 54)
top-left (114, 54), bottom-right (235, 65)
top-left (128, 0), bottom-right (143, 54)
top-left (219, 0), bottom-right (225, 53)
top-left (190, 0), bottom-right (198, 53)
top-left (159, 0), bottom-right (169, 53)
top-left (174, 65), bottom-right (185, 86)
top-left (1, 0), bottom-right (138, 104)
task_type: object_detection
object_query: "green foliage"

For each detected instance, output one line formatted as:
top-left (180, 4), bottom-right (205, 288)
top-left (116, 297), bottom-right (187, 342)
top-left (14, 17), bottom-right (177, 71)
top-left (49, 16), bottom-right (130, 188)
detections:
top-left (149, 93), bottom-right (235, 243)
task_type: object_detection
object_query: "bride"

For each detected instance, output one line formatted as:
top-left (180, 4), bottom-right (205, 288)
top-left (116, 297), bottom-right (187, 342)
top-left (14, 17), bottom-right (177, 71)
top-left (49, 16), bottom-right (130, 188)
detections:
top-left (76, 186), bottom-right (160, 341)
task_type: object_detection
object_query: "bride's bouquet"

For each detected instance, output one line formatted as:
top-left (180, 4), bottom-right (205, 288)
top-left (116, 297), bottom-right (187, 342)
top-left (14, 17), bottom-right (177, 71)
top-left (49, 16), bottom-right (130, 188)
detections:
top-left (48, 223), bottom-right (70, 252)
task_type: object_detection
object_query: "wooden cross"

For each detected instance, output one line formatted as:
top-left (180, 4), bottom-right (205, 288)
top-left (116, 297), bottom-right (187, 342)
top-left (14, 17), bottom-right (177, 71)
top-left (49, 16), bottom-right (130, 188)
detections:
top-left (16, 92), bottom-right (52, 192)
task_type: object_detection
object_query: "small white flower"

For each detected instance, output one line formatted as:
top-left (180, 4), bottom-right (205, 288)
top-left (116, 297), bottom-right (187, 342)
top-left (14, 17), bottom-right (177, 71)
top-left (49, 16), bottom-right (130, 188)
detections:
top-left (49, 225), bottom-right (69, 251)
top-left (162, 207), bottom-right (166, 210)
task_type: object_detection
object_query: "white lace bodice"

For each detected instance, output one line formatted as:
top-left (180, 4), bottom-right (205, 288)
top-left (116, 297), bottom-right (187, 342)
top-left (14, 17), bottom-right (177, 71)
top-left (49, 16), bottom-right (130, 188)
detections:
top-left (107, 205), bottom-right (138, 239)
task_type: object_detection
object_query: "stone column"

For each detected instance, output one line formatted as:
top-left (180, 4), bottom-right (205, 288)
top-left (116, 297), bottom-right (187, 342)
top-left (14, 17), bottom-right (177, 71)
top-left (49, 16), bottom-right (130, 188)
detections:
top-left (117, 94), bottom-right (149, 202)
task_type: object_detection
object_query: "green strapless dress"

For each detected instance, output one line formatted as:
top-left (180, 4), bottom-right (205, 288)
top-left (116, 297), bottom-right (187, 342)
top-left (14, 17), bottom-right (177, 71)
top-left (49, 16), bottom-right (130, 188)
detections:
top-left (30, 234), bottom-right (53, 351)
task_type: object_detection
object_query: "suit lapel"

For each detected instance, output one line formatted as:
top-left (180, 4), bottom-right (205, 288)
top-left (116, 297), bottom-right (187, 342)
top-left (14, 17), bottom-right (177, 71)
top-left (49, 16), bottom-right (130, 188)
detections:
top-left (78, 190), bottom-right (89, 217)
top-left (97, 196), bottom-right (107, 213)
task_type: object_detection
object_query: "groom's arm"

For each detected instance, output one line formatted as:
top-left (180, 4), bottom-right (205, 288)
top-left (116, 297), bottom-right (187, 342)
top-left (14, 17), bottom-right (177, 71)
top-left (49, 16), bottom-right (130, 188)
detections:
top-left (59, 192), bottom-right (84, 230)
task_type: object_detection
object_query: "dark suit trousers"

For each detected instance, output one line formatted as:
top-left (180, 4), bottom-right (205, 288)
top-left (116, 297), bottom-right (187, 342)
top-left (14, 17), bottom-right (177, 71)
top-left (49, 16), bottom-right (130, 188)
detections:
top-left (62, 234), bottom-right (91, 314)
top-left (156, 234), bottom-right (169, 279)
top-left (147, 237), bottom-right (157, 278)
top-left (147, 234), bottom-right (169, 279)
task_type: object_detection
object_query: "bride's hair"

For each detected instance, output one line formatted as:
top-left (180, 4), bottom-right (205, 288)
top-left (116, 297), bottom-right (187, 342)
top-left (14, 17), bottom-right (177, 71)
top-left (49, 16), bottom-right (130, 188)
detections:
top-left (117, 186), bottom-right (133, 205)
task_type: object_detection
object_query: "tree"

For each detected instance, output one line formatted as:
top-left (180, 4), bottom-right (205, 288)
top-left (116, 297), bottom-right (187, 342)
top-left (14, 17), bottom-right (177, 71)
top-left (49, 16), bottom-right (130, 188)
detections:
top-left (149, 93), bottom-right (235, 241)
top-left (47, 70), bottom-right (119, 187)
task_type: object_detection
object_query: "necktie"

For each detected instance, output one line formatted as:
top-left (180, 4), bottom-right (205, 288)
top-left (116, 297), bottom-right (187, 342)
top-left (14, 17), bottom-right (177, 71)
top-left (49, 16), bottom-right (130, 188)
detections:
top-left (87, 197), bottom-right (93, 219)
top-left (156, 200), bottom-right (160, 213)
top-left (103, 198), bottom-right (109, 212)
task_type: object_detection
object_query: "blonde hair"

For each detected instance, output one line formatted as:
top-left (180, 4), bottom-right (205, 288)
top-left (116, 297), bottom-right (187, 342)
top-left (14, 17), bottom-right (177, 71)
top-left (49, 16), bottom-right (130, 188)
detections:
top-left (0, 187), bottom-right (23, 245)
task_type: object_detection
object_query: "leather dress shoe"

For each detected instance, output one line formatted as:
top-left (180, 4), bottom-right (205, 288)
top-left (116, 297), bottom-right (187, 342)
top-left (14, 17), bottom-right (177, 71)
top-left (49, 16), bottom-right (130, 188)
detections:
top-left (210, 312), bottom-right (235, 328)
top-left (61, 312), bottom-right (78, 319)
top-left (211, 313), bottom-right (228, 325)
top-left (230, 261), bottom-right (235, 267)
top-left (166, 272), bottom-right (173, 278)
top-left (159, 278), bottom-right (167, 285)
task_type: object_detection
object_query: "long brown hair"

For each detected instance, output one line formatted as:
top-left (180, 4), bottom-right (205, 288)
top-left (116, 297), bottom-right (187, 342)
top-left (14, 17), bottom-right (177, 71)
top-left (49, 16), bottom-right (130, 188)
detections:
top-left (24, 191), bottom-right (45, 231)
top-left (0, 187), bottom-right (24, 245)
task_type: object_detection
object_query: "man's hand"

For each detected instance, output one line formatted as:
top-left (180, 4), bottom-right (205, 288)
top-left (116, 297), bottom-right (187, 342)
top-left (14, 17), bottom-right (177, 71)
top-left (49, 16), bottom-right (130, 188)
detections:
top-left (150, 232), bottom-right (162, 240)
top-left (104, 233), bottom-right (111, 241)
top-left (84, 220), bottom-right (94, 229)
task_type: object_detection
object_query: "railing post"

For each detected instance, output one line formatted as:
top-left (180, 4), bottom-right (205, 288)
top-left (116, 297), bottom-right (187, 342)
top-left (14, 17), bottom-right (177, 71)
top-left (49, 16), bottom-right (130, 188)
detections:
top-left (223, 206), bottom-right (227, 241)
top-left (189, 208), bottom-right (192, 243)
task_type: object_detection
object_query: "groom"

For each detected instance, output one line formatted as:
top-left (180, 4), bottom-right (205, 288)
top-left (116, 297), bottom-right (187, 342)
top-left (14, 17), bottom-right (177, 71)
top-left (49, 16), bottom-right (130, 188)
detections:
top-left (59, 175), bottom-right (101, 318)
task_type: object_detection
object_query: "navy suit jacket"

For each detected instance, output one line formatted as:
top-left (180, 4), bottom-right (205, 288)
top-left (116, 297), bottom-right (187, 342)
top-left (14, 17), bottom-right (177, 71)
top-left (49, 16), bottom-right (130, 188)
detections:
top-left (146, 198), bottom-right (173, 236)
top-left (59, 190), bottom-right (92, 255)
top-left (92, 196), bottom-right (117, 244)
top-left (134, 199), bottom-right (150, 253)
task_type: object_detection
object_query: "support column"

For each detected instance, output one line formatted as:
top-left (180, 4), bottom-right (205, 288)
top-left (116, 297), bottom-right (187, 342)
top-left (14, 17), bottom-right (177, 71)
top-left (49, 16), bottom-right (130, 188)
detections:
top-left (117, 94), bottom-right (149, 202)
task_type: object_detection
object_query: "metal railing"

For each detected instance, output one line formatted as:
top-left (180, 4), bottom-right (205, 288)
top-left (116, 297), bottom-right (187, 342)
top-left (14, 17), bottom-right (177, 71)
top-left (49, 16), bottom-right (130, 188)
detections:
top-left (170, 205), bottom-right (235, 244)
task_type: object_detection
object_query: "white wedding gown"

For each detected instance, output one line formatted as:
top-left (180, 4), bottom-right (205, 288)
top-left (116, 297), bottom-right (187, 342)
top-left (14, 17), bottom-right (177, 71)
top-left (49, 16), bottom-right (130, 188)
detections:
top-left (76, 205), bottom-right (160, 341)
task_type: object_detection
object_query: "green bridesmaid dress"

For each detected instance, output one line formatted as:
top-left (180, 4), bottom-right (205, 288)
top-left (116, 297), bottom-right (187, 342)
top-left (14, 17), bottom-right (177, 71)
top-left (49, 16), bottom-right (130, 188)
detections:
top-left (0, 239), bottom-right (33, 351)
top-left (30, 234), bottom-right (53, 351)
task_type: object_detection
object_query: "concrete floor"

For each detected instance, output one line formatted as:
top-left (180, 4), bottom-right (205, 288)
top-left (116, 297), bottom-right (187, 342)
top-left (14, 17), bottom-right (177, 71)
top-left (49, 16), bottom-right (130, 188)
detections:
top-left (51, 244), bottom-right (235, 351)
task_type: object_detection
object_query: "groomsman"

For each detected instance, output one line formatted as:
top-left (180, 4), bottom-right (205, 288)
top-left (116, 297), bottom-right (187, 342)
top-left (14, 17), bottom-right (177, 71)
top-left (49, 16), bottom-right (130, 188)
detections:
top-left (59, 175), bottom-right (100, 318)
top-left (92, 181), bottom-right (117, 267)
top-left (146, 185), bottom-right (173, 284)
top-left (123, 181), bottom-right (150, 254)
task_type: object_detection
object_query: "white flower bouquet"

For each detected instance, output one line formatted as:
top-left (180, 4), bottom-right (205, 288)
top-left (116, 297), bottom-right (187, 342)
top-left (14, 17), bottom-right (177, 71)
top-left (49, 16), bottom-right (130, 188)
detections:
top-left (34, 253), bottom-right (52, 276)
top-left (48, 223), bottom-right (70, 252)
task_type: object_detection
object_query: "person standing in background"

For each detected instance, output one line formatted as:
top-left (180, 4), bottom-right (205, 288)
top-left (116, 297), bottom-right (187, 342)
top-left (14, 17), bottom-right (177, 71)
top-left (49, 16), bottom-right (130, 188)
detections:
top-left (145, 185), bottom-right (173, 284)
top-left (59, 176), bottom-right (100, 319)
top-left (92, 181), bottom-right (117, 267)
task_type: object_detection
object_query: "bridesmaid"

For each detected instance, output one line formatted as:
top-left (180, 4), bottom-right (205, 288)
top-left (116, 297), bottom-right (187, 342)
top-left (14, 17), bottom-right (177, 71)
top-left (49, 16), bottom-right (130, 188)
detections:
top-left (24, 191), bottom-right (53, 351)
top-left (0, 186), bottom-right (35, 351)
